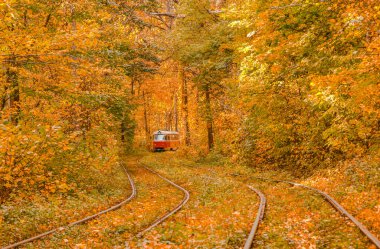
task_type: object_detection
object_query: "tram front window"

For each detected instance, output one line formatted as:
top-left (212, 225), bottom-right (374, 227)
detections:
top-left (154, 134), bottom-right (166, 141)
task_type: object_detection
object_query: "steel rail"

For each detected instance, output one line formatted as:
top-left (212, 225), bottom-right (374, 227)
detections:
top-left (2, 166), bottom-right (136, 249)
top-left (171, 172), bottom-right (266, 248)
top-left (243, 186), bottom-right (266, 249)
top-left (253, 177), bottom-right (380, 248)
top-left (136, 163), bottom-right (190, 237)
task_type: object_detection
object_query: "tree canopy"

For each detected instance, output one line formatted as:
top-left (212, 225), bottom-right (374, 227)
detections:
top-left (1, 0), bottom-right (379, 202)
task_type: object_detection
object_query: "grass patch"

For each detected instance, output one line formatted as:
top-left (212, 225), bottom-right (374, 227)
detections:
top-left (0, 162), bottom-right (132, 247)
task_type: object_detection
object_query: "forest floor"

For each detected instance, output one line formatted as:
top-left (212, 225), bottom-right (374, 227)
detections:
top-left (0, 161), bottom-right (133, 247)
top-left (1, 151), bottom-right (379, 248)
top-left (138, 152), bottom-right (378, 249)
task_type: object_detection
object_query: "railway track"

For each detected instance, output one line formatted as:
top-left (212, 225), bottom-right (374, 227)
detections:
top-left (4, 157), bottom-right (378, 248)
top-left (244, 186), bottom-right (266, 249)
top-left (180, 172), bottom-right (268, 249)
top-left (246, 177), bottom-right (380, 248)
top-left (2, 166), bottom-right (136, 249)
top-left (2, 160), bottom-right (190, 249)
top-left (135, 163), bottom-right (190, 237)
top-left (135, 159), bottom-right (380, 248)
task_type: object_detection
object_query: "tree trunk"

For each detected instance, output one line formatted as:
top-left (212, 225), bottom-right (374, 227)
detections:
top-left (121, 119), bottom-right (126, 143)
top-left (131, 78), bottom-right (135, 95)
top-left (166, 0), bottom-right (174, 28)
top-left (5, 56), bottom-right (20, 125)
top-left (168, 111), bottom-right (172, 130)
top-left (205, 83), bottom-right (214, 151)
top-left (180, 67), bottom-right (191, 145)
top-left (143, 91), bottom-right (150, 144)
top-left (173, 92), bottom-right (178, 131)
top-left (215, 0), bottom-right (225, 9)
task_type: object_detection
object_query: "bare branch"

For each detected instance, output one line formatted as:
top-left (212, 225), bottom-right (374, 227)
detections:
top-left (271, 0), bottom-right (328, 10)
top-left (207, 10), bottom-right (223, 14)
top-left (44, 13), bottom-right (52, 27)
top-left (148, 12), bottom-right (185, 18)
top-left (271, 3), bottom-right (302, 10)
top-left (148, 10), bottom-right (223, 19)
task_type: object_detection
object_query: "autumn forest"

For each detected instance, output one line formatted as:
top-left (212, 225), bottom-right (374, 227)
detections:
top-left (1, 0), bottom-right (379, 248)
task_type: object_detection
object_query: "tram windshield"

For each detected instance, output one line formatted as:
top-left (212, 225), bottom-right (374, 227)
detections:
top-left (154, 134), bottom-right (166, 141)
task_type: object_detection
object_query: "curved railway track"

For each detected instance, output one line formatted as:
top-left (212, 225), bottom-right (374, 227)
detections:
top-left (136, 163), bottom-right (190, 237)
top-left (244, 186), bottom-right (266, 249)
top-left (4, 157), bottom-right (378, 248)
top-left (249, 177), bottom-right (380, 248)
top-left (2, 160), bottom-right (190, 249)
top-left (183, 172), bottom-right (267, 249)
top-left (2, 166), bottom-right (136, 249)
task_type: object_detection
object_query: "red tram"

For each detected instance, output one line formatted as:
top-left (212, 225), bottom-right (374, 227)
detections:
top-left (152, 130), bottom-right (180, 152)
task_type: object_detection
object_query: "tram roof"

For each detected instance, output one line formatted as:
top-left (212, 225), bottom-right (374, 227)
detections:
top-left (153, 130), bottom-right (179, 135)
